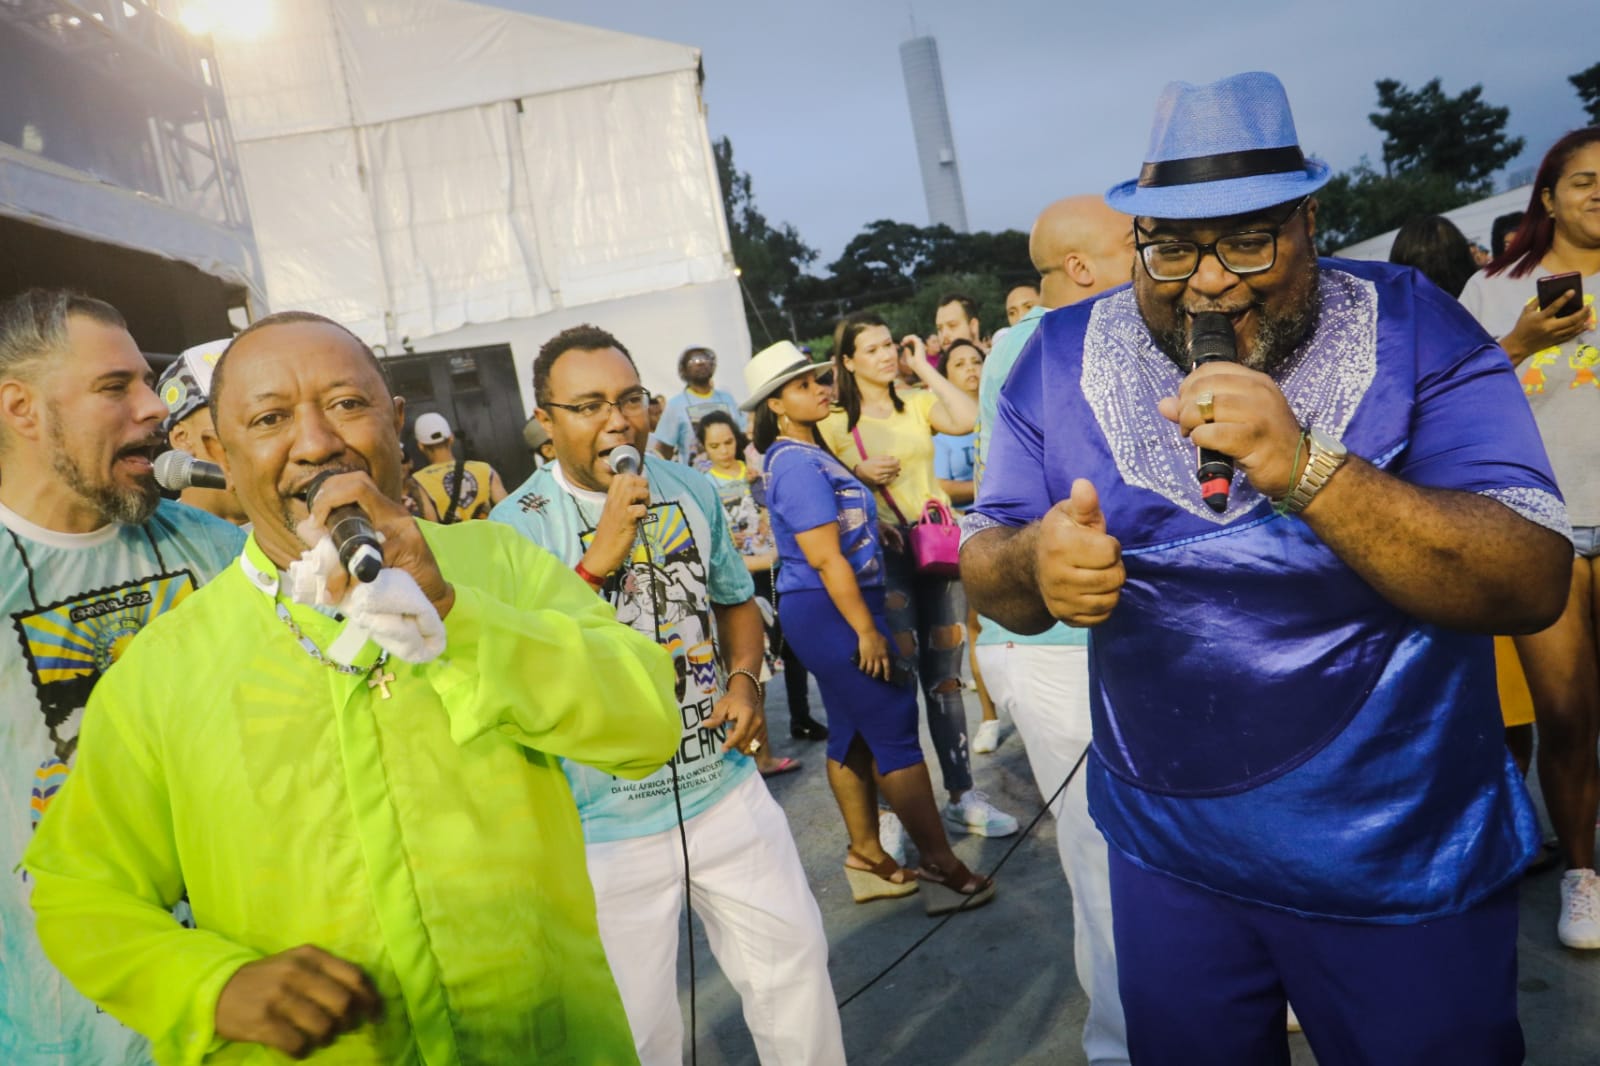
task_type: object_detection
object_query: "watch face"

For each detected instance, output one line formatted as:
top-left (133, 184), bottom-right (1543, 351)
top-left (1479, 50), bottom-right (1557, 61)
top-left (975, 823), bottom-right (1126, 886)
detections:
top-left (1308, 428), bottom-right (1348, 458)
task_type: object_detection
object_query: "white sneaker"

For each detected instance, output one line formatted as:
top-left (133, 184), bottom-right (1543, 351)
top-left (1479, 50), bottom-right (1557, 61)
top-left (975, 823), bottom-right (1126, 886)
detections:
top-left (972, 719), bottom-right (1002, 754)
top-left (1558, 868), bottom-right (1600, 949)
top-left (943, 789), bottom-right (1019, 837)
top-left (878, 811), bottom-right (907, 867)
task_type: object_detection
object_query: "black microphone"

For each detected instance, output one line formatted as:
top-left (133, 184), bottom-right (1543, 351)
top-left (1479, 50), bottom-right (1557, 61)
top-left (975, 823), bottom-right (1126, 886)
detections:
top-left (302, 471), bottom-right (384, 583)
top-left (601, 445), bottom-right (646, 600)
top-left (1189, 312), bottom-right (1237, 513)
top-left (606, 444), bottom-right (642, 476)
top-left (154, 450), bottom-right (228, 491)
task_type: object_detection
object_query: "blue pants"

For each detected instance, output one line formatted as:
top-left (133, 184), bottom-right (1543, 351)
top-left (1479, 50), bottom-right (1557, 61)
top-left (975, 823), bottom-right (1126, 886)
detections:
top-left (1109, 850), bottom-right (1523, 1066)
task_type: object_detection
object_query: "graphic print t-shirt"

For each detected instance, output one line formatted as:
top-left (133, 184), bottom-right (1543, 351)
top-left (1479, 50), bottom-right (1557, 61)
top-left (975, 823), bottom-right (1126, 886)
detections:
top-left (0, 499), bottom-right (243, 1065)
top-left (705, 463), bottom-right (774, 560)
top-left (490, 456), bottom-right (756, 844)
top-left (1459, 266), bottom-right (1600, 526)
top-left (414, 459), bottom-right (495, 522)
top-left (654, 388), bottom-right (740, 470)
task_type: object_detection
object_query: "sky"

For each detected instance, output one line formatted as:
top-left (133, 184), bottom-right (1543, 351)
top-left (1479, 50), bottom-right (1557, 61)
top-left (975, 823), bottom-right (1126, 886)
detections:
top-left (502, 0), bottom-right (1595, 266)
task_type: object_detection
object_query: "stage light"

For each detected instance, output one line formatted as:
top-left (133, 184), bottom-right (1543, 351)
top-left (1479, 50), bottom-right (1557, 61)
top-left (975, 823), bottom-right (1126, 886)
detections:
top-left (178, 0), bottom-right (271, 39)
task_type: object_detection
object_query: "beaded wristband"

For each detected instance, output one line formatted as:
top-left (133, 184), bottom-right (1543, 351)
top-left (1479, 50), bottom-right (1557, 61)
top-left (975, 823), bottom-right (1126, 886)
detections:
top-left (726, 667), bottom-right (764, 703)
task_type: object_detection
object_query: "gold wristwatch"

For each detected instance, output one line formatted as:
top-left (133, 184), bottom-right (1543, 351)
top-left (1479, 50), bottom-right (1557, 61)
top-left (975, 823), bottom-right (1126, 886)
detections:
top-left (1279, 427), bottom-right (1348, 515)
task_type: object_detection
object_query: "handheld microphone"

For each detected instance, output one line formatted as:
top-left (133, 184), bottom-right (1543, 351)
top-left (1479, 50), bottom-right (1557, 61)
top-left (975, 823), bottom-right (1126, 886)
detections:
top-left (154, 450), bottom-right (228, 491)
top-left (1189, 312), bottom-right (1237, 513)
top-left (302, 471), bottom-right (383, 583)
top-left (606, 444), bottom-right (642, 476)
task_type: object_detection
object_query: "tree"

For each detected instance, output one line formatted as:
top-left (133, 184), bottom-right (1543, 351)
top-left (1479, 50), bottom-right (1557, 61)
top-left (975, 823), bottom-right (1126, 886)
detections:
top-left (713, 136), bottom-right (816, 344)
top-left (1319, 78), bottom-right (1523, 249)
top-left (1572, 62), bottom-right (1600, 125)
top-left (825, 219), bottom-right (934, 299)
top-left (1368, 78), bottom-right (1523, 186)
top-left (1315, 159), bottom-right (1476, 251)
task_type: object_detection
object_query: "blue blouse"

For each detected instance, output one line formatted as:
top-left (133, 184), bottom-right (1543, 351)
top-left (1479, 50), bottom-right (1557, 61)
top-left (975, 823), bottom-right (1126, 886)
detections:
top-left (763, 438), bottom-right (883, 595)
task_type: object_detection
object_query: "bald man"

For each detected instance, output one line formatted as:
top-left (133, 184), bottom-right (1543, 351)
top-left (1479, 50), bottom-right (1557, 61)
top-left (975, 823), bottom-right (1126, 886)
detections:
top-left (968, 195), bottom-right (1133, 1066)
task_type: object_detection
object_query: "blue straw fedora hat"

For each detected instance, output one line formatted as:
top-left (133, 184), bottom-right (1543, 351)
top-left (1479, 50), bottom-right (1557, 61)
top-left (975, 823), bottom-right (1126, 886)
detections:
top-left (1106, 71), bottom-right (1331, 220)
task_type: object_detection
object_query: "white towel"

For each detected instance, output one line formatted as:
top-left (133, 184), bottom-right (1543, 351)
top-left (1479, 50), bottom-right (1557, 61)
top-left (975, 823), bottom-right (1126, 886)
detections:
top-left (287, 525), bottom-right (445, 664)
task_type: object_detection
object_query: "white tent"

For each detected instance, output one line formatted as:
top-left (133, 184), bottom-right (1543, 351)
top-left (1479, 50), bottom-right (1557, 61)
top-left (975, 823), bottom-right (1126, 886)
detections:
top-left (210, 0), bottom-right (747, 402)
top-left (1334, 185), bottom-right (1534, 262)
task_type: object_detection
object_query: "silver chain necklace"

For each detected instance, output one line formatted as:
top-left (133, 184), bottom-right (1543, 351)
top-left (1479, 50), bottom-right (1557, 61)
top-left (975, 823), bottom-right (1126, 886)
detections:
top-left (273, 600), bottom-right (396, 698)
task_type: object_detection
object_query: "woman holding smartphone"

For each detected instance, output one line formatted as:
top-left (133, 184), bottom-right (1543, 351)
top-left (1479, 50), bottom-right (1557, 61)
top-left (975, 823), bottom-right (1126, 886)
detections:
top-left (820, 312), bottom-right (1018, 840)
top-left (744, 342), bottom-right (995, 914)
top-left (1460, 126), bottom-right (1600, 950)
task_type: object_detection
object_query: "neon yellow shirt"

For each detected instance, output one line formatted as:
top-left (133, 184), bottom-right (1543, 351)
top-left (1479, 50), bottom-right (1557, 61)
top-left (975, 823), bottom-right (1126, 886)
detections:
top-left (819, 389), bottom-right (949, 523)
top-left (25, 521), bottom-right (679, 1064)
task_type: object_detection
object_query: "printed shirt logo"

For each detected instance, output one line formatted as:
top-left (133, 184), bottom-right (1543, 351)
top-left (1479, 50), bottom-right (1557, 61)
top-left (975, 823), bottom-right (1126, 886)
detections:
top-left (441, 468), bottom-right (487, 520)
top-left (580, 500), bottom-right (718, 724)
top-left (13, 571), bottom-right (197, 824)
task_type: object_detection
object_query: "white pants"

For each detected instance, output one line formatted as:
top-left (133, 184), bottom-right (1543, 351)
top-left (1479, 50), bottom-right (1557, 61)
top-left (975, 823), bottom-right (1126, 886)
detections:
top-left (585, 772), bottom-right (845, 1066)
top-left (977, 642), bottom-right (1128, 1066)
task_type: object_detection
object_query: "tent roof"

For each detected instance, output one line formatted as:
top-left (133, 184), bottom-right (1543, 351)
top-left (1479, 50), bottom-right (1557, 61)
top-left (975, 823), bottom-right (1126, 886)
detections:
top-left (220, 0), bottom-right (701, 142)
top-left (1334, 185), bottom-right (1534, 262)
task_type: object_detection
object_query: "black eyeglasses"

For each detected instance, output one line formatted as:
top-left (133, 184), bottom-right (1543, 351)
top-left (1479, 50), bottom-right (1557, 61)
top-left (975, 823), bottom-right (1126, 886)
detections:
top-left (544, 389), bottom-right (651, 421)
top-left (1135, 197), bottom-right (1310, 282)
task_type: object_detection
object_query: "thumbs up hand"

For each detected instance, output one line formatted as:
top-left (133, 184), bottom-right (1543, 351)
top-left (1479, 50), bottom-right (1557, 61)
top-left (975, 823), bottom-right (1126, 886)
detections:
top-left (1035, 479), bottom-right (1124, 626)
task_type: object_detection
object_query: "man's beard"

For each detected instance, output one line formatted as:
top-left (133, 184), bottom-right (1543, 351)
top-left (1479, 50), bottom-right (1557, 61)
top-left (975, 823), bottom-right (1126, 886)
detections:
top-left (48, 419), bottom-right (160, 526)
top-left (1148, 258), bottom-right (1320, 376)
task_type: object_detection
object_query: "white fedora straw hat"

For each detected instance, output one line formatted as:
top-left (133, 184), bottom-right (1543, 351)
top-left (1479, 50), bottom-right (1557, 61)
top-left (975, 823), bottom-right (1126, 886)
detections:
top-left (740, 340), bottom-right (819, 412)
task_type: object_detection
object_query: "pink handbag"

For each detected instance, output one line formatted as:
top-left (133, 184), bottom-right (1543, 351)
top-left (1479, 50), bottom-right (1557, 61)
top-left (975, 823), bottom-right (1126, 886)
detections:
top-left (852, 427), bottom-right (963, 577)
top-left (904, 499), bottom-right (962, 577)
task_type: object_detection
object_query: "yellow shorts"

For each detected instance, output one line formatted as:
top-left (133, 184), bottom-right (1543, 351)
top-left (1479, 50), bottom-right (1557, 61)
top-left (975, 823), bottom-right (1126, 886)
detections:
top-left (1495, 636), bottom-right (1536, 728)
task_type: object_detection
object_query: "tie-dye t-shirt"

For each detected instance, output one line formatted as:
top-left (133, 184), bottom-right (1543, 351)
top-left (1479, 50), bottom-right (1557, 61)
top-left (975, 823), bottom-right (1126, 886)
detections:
top-left (1, 498), bottom-right (242, 1065)
top-left (492, 456), bottom-right (756, 845)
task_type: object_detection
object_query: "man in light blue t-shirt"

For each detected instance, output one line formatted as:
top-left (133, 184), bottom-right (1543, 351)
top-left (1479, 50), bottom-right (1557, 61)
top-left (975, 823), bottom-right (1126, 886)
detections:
top-left (970, 195), bottom-right (1133, 1066)
top-left (493, 324), bottom-right (843, 1066)
top-left (650, 345), bottom-right (741, 470)
top-left (0, 291), bottom-right (245, 1066)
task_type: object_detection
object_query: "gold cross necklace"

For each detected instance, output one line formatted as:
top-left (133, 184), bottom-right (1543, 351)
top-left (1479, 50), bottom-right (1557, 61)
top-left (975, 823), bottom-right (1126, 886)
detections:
top-left (274, 600), bottom-right (395, 699)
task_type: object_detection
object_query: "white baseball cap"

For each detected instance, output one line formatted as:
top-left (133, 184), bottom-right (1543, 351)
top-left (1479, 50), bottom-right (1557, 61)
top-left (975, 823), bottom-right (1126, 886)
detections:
top-left (414, 412), bottom-right (453, 445)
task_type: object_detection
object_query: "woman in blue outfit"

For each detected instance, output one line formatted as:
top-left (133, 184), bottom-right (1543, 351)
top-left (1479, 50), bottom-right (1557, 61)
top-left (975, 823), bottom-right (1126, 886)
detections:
top-left (741, 340), bottom-right (995, 915)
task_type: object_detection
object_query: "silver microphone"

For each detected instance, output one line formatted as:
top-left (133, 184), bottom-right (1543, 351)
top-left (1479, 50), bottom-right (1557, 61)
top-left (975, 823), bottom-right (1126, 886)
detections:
top-left (606, 444), bottom-right (642, 475)
top-left (154, 450), bottom-right (227, 491)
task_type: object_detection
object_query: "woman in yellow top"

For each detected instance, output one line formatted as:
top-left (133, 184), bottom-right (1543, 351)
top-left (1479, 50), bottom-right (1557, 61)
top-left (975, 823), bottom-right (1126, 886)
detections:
top-left (820, 312), bottom-right (1017, 838)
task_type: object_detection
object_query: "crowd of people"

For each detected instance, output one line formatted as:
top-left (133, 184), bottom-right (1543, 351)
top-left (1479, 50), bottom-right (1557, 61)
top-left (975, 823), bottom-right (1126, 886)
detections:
top-left (0, 68), bottom-right (1596, 1066)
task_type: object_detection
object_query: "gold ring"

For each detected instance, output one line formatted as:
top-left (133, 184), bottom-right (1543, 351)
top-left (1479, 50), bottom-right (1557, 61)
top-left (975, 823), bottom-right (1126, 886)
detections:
top-left (747, 739), bottom-right (762, 755)
top-left (1196, 392), bottom-right (1216, 423)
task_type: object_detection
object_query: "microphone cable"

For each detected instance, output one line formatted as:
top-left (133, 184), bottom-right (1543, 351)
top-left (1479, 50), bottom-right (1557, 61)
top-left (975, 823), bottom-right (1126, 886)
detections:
top-left (835, 742), bottom-right (1090, 1011)
top-left (633, 496), bottom-right (700, 1066)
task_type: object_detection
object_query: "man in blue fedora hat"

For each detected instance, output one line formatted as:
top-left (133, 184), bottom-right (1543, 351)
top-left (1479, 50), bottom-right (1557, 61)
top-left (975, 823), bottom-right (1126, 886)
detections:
top-left (962, 71), bottom-right (1573, 1064)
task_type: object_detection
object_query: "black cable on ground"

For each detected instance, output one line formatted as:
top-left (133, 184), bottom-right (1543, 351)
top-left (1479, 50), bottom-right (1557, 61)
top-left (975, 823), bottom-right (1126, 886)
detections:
top-left (836, 744), bottom-right (1090, 1010)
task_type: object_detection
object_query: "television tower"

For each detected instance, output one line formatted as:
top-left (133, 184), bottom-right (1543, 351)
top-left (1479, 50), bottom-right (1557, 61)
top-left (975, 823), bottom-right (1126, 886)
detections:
top-left (898, 34), bottom-right (969, 232)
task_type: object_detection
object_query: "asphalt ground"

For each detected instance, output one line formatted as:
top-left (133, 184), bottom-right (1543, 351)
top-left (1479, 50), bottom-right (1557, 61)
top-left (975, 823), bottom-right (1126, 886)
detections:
top-left (673, 674), bottom-right (1600, 1065)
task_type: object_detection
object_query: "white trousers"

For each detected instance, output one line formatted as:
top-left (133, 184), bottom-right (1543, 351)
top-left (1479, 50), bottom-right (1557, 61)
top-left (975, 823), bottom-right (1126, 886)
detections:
top-left (585, 772), bottom-right (845, 1066)
top-left (977, 642), bottom-right (1129, 1066)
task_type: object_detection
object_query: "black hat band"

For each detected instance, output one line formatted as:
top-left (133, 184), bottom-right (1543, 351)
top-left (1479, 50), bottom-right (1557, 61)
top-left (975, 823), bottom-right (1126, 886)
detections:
top-left (1138, 145), bottom-right (1308, 188)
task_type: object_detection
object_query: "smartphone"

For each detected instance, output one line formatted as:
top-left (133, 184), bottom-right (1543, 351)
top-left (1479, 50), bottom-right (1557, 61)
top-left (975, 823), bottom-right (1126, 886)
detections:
top-left (1537, 271), bottom-right (1584, 313)
top-left (851, 652), bottom-right (915, 687)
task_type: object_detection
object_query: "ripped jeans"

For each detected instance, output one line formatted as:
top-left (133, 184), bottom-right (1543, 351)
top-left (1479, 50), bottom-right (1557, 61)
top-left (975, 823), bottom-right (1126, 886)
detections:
top-left (882, 538), bottom-right (972, 795)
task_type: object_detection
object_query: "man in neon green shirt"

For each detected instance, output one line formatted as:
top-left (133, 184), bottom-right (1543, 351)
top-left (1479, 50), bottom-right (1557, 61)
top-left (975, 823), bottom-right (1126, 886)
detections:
top-left (25, 311), bottom-right (681, 1064)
